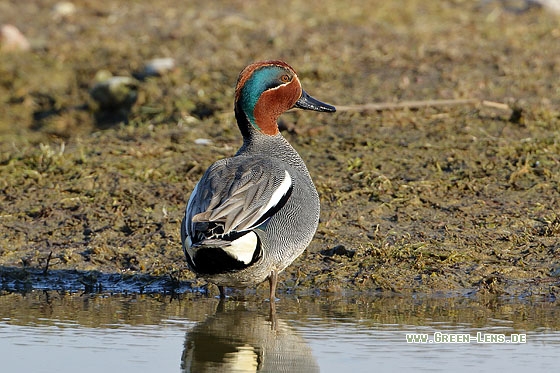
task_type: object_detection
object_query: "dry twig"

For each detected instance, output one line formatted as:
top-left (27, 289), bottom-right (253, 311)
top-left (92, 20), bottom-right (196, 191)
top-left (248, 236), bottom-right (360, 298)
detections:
top-left (334, 99), bottom-right (511, 113)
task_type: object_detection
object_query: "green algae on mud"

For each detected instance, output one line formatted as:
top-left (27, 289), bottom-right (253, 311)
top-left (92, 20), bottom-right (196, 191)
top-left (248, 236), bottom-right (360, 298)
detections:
top-left (1, 0), bottom-right (560, 298)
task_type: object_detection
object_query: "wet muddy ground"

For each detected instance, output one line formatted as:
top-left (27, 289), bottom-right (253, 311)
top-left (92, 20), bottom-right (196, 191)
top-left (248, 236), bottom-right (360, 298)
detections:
top-left (1, 1), bottom-right (559, 298)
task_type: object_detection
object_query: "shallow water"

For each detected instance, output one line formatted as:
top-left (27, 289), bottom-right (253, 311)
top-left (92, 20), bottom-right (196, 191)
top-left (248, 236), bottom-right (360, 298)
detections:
top-left (1, 291), bottom-right (559, 372)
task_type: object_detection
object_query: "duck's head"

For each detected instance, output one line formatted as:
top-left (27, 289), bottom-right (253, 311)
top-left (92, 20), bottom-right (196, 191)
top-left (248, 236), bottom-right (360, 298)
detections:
top-left (234, 60), bottom-right (336, 137)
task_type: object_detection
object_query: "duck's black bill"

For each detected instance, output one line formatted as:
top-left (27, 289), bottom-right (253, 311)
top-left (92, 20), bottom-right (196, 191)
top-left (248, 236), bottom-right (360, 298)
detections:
top-left (294, 90), bottom-right (336, 112)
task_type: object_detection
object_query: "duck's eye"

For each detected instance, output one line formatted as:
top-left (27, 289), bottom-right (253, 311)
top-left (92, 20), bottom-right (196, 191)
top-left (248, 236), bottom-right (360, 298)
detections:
top-left (280, 74), bottom-right (291, 83)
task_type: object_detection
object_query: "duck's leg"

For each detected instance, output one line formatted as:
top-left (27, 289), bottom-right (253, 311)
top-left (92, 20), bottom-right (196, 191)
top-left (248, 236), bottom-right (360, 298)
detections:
top-left (268, 270), bottom-right (278, 301)
top-left (269, 300), bottom-right (277, 330)
top-left (268, 270), bottom-right (278, 329)
top-left (217, 297), bottom-right (226, 312)
top-left (218, 285), bottom-right (226, 299)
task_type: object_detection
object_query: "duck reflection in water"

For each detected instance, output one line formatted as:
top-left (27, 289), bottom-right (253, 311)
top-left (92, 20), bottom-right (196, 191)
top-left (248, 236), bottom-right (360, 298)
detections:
top-left (181, 300), bottom-right (319, 373)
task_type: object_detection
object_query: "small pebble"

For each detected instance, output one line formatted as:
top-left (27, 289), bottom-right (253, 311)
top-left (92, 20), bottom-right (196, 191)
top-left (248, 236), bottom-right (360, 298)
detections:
top-left (52, 2), bottom-right (77, 19)
top-left (143, 57), bottom-right (176, 77)
top-left (532, 0), bottom-right (560, 14)
top-left (0, 24), bottom-right (30, 52)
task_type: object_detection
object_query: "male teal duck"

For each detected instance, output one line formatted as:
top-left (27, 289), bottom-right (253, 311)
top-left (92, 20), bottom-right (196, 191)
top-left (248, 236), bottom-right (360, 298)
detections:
top-left (181, 60), bottom-right (335, 300)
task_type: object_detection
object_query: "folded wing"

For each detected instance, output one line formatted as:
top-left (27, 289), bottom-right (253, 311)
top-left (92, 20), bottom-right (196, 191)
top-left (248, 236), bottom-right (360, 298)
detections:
top-left (182, 157), bottom-right (293, 270)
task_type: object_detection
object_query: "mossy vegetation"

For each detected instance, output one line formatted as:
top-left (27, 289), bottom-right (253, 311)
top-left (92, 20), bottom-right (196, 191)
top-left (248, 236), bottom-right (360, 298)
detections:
top-left (1, 0), bottom-right (559, 298)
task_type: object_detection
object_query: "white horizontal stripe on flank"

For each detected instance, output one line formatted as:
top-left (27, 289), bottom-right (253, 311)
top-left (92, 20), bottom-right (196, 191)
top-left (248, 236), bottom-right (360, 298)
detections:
top-left (260, 170), bottom-right (291, 217)
top-left (240, 170), bottom-right (292, 231)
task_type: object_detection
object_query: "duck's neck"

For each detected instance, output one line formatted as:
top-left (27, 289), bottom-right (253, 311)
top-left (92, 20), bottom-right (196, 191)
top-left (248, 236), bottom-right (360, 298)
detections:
top-left (234, 106), bottom-right (254, 139)
top-left (234, 110), bottom-right (308, 174)
top-left (235, 101), bottom-right (280, 137)
top-left (235, 107), bottom-right (279, 147)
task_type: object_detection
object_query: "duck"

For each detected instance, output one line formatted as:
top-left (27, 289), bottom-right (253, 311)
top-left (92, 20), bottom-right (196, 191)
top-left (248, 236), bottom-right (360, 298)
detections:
top-left (181, 60), bottom-right (335, 300)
